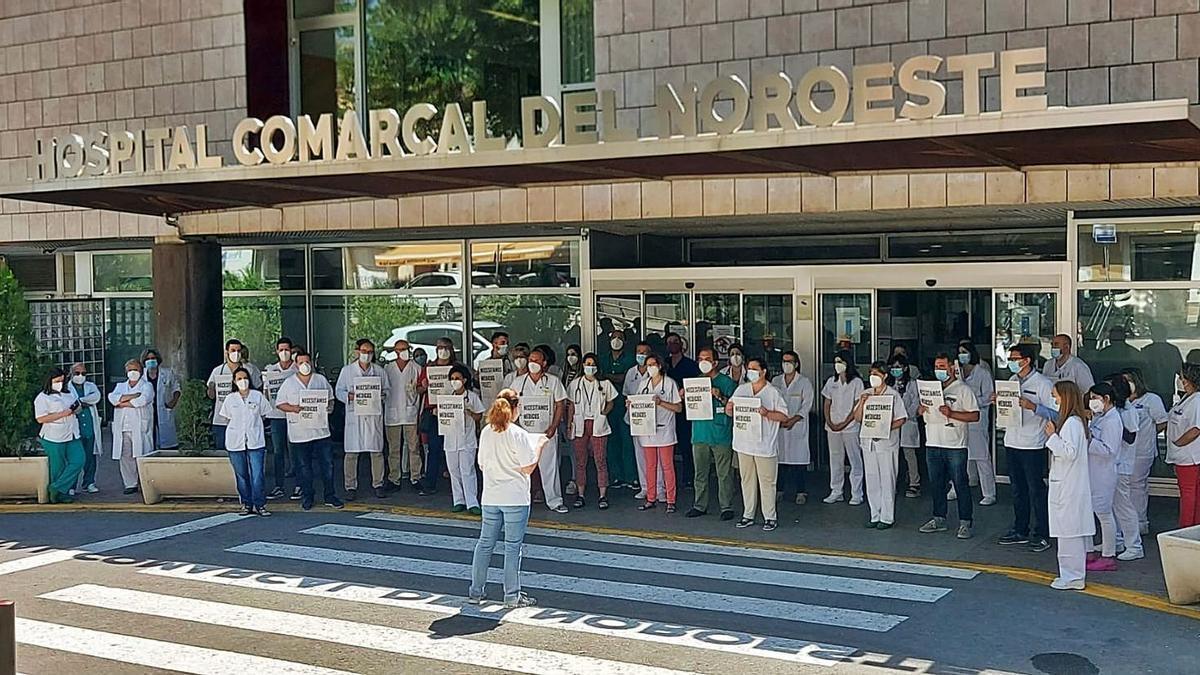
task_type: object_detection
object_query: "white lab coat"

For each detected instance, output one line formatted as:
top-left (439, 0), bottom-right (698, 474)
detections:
top-left (1046, 415), bottom-right (1096, 539)
top-left (107, 379), bottom-right (156, 461)
top-left (962, 365), bottom-right (995, 461)
top-left (71, 380), bottom-right (104, 456)
top-left (772, 372), bottom-right (814, 465)
top-left (1087, 407), bottom-right (1122, 513)
top-left (896, 380), bottom-right (920, 448)
top-left (150, 366), bottom-right (182, 449)
top-left (335, 361), bottom-right (391, 454)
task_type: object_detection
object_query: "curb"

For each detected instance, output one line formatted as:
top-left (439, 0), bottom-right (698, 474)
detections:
top-left (2, 500), bottom-right (1198, 622)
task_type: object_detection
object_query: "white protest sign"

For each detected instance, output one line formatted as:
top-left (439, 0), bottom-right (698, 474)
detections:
top-left (917, 380), bottom-right (945, 416)
top-left (437, 394), bottom-right (464, 436)
top-left (352, 376), bottom-right (383, 416)
top-left (683, 378), bottom-right (714, 421)
top-left (478, 359), bottom-right (505, 401)
top-left (263, 371), bottom-right (289, 401)
top-left (628, 394), bottom-right (657, 436)
top-left (861, 395), bottom-right (893, 440)
top-left (296, 390), bottom-right (329, 429)
top-left (213, 374), bottom-right (233, 408)
top-left (732, 396), bottom-right (762, 445)
top-left (426, 365), bottom-right (452, 396)
top-left (519, 394), bottom-right (553, 433)
top-left (995, 380), bottom-right (1022, 428)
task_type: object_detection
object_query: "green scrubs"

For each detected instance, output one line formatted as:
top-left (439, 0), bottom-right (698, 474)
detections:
top-left (599, 349), bottom-right (637, 485)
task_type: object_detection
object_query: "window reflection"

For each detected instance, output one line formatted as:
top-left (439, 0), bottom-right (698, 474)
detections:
top-left (471, 240), bottom-right (579, 288)
top-left (222, 248), bottom-right (306, 291)
top-left (93, 252), bottom-right (152, 292)
top-left (473, 294), bottom-right (582, 368)
top-left (312, 244), bottom-right (463, 290)
top-left (1078, 220), bottom-right (1200, 282)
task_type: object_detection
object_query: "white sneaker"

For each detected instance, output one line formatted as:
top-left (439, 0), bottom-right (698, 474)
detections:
top-left (85, 484), bottom-right (99, 494)
top-left (823, 494), bottom-right (843, 504)
top-left (633, 490), bottom-right (647, 500)
top-left (1050, 577), bottom-right (1085, 591)
top-left (979, 496), bottom-right (996, 506)
top-left (565, 481), bottom-right (577, 496)
top-left (1117, 549), bottom-right (1144, 562)
top-left (68, 488), bottom-right (76, 497)
top-left (848, 497), bottom-right (863, 506)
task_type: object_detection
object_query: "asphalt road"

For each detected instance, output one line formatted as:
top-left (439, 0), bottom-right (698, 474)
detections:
top-left (1, 509), bottom-right (1197, 675)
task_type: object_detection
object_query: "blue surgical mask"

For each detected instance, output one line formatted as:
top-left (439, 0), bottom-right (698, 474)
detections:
top-left (1008, 360), bottom-right (1022, 374)
top-left (957, 353), bottom-right (969, 365)
top-left (1051, 348), bottom-right (1062, 359)
top-left (889, 367), bottom-right (904, 378)
top-left (145, 359), bottom-right (159, 369)
top-left (935, 369), bottom-right (949, 382)
top-left (635, 354), bottom-right (647, 366)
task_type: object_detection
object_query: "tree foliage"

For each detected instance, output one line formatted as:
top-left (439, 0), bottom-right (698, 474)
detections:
top-left (0, 263), bottom-right (49, 456)
top-left (222, 268), bottom-right (282, 366)
top-left (348, 295), bottom-right (426, 357)
top-left (174, 379), bottom-right (215, 457)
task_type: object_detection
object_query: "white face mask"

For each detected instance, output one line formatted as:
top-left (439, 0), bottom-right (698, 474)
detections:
top-left (528, 361), bottom-right (543, 375)
top-left (235, 378), bottom-right (250, 391)
top-left (278, 350), bottom-right (291, 363)
top-left (729, 354), bottom-right (744, 367)
top-left (451, 379), bottom-right (465, 392)
top-left (610, 338), bottom-right (624, 351)
top-left (496, 344), bottom-right (508, 356)
top-left (298, 363), bottom-right (313, 376)
top-left (228, 350), bottom-right (241, 363)
top-left (71, 374), bottom-right (86, 385)
top-left (567, 354), bottom-right (579, 365)
top-left (834, 362), bottom-right (847, 375)
top-left (698, 360), bottom-right (714, 374)
top-left (127, 370), bottom-right (142, 382)
top-left (514, 357), bottom-right (529, 371)
top-left (359, 352), bottom-right (373, 364)
top-left (647, 365), bottom-right (660, 378)
top-left (583, 365), bottom-right (597, 377)
top-left (51, 380), bottom-right (64, 392)
top-left (870, 374), bottom-right (884, 388)
top-left (437, 348), bottom-right (451, 361)
top-left (1088, 399), bottom-right (1105, 414)
top-left (782, 361), bottom-right (796, 374)
top-left (397, 349), bottom-right (411, 361)
top-left (746, 369), bottom-right (761, 383)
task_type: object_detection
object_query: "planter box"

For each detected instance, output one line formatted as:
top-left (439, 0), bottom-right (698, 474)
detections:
top-left (0, 456), bottom-right (50, 503)
top-left (1158, 524), bottom-right (1200, 605)
top-left (136, 451), bottom-right (237, 505)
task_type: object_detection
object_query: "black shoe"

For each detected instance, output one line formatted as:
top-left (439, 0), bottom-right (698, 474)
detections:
top-left (685, 508), bottom-right (706, 518)
top-left (255, 507), bottom-right (272, 517)
top-left (324, 499), bottom-right (345, 510)
top-left (666, 504), bottom-right (677, 514)
top-left (419, 487), bottom-right (437, 496)
top-left (720, 510), bottom-right (735, 521)
top-left (374, 486), bottom-right (387, 499)
top-left (301, 499), bottom-right (314, 511)
top-left (735, 517), bottom-right (754, 528)
top-left (238, 505), bottom-right (254, 516)
top-left (573, 497), bottom-right (585, 508)
top-left (345, 489), bottom-right (357, 501)
top-left (290, 486), bottom-right (302, 500)
top-left (1029, 538), bottom-right (1051, 553)
top-left (637, 501), bottom-right (656, 511)
top-left (383, 481), bottom-right (399, 494)
top-left (997, 531), bottom-right (1030, 546)
top-left (266, 486), bottom-right (285, 500)
top-left (598, 497), bottom-right (609, 510)
top-left (122, 487), bottom-right (138, 495)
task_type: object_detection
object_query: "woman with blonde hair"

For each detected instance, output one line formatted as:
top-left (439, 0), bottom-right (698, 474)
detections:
top-left (1044, 380), bottom-right (1094, 590)
top-left (468, 389), bottom-right (552, 609)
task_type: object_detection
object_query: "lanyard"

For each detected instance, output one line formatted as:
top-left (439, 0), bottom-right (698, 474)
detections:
top-left (576, 379), bottom-right (597, 409)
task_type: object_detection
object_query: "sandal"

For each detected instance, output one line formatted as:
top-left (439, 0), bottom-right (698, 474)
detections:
top-left (637, 501), bottom-right (656, 511)
top-left (573, 496), bottom-right (585, 508)
top-left (598, 496), bottom-right (609, 510)
top-left (666, 503), bottom-right (677, 514)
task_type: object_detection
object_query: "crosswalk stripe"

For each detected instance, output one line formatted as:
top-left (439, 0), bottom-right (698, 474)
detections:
top-left (139, 561), bottom-right (858, 667)
top-left (15, 617), bottom-right (357, 675)
top-left (228, 541), bottom-right (908, 632)
top-left (0, 513), bottom-right (244, 577)
top-left (357, 511), bottom-right (980, 580)
top-left (303, 523), bottom-right (951, 603)
top-left (42, 584), bottom-right (698, 675)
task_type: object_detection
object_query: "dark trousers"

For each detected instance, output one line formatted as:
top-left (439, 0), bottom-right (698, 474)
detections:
top-left (293, 437), bottom-right (336, 504)
top-left (778, 463), bottom-right (808, 498)
top-left (927, 447), bottom-right (973, 523)
top-left (675, 416), bottom-right (694, 487)
top-left (1007, 446), bottom-right (1050, 539)
top-left (423, 432), bottom-right (446, 492)
top-left (269, 418), bottom-right (290, 489)
top-left (80, 434), bottom-right (97, 486)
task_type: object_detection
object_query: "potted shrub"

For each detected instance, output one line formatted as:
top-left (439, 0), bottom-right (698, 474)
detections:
top-left (136, 379), bottom-right (237, 504)
top-left (0, 263), bottom-right (50, 503)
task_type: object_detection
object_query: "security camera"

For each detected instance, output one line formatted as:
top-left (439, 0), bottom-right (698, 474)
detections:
top-left (925, 278), bottom-right (937, 287)
top-left (164, 213), bottom-right (180, 228)
top-left (684, 281), bottom-right (696, 289)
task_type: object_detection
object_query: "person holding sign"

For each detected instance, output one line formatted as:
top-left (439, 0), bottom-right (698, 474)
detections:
top-left (440, 365), bottom-right (486, 515)
top-left (917, 354), bottom-right (981, 540)
top-left (509, 348), bottom-right (570, 513)
top-left (888, 355), bottom-right (923, 500)
top-left (623, 341), bottom-right (663, 502)
top-left (109, 359), bottom-right (155, 495)
top-left (1043, 381), bottom-right (1094, 590)
top-left (633, 355), bottom-right (683, 513)
top-left (384, 339), bottom-right (424, 492)
top-left (484, 331), bottom-right (514, 376)
top-left (276, 348), bottom-right (342, 511)
top-left (416, 337), bottom-right (460, 496)
top-left (567, 353), bottom-right (618, 509)
top-left (220, 367), bottom-right (272, 516)
top-left (958, 340), bottom-right (997, 506)
top-left (207, 339), bottom-right (262, 451)
top-left (335, 338), bottom-right (391, 500)
top-left (727, 357), bottom-right (790, 532)
top-left (686, 347), bottom-right (738, 520)
top-left (263, 337), bottom-right (298, 501)
top-left (995, 342), bottom-right (1057, 553)
top-left (852, 362), bottom-right (908, 529)
top-left (822, 350), bottom-right (866, 505)
top-left (773, 351), bottom-right (814, 507)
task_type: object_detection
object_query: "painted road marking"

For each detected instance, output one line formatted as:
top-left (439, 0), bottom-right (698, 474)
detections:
top-left (43, 584), bottom-right (698, 675)
top-left (0, 513), bottom-right (243, 576)
top-left (139, 560), bottom-right (858, 666)
top-left (15, 617), bottom-right (356, 675)
top-left (357, 511), bottom-right (980, 580)
top-left (228, 541), bottom-right (908, 632)
top-left (304, 523), bottom-right (951, 603)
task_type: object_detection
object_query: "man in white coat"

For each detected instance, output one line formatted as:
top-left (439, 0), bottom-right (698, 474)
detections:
top-left (383, 339), bottom-right (423, 491)
top-left (142, 348), bottom-right (181, 450)
top-left (509, 348), bottom-right (570, 513)
top-left (336, 338), bottom-right (391, 500)
top-left (1043, 334), bottom-right (1095, 391)
top-left (108, 359), bottom-right (155, 495)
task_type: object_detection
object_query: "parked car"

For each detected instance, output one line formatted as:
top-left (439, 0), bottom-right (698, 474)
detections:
top-left (382, 321), bottom-right (504, 370)
top-left (404, 272), bottom-right (499, 320)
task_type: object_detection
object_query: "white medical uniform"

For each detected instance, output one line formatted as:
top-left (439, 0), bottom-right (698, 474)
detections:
top-left (772, 372), bottom-right (814, 466)
top-left (108, 379), bottom-right (156, 489)
top-left (822, 375), bottom-right (865, 502)
top-left (335, 361), bottom-right (391, 454)
top-left (1087, 406), bottom-right (1122, 557)
top-left (219, 390), bottom-right (269, 451)
top-left (1113, 405), bottom-right (1142, 557)
top-left (731, 381), bottom-right (788, 522)
top-left (1043, 355), bottom-right (1095, 391)
top-left (1047, 415), bottom-right (1095, 586)
top-left (510, 371), bottom-right (569, 510)
top-left (1129, 393), bottom-right (1167, 532)
top-left (859, 385), bottom-right (907, 526)
top-left (442, 390), bottom-right (486, 509)
top-left (897, 380), bottom-right (921, 489)
top-left (962, 364), bottom-right (997, 500)
top-left (622, 364), bottom-right (662, 499)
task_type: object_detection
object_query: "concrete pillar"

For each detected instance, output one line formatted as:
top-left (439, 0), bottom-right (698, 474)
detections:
top-left (152, 236), bottom-right (222, 381)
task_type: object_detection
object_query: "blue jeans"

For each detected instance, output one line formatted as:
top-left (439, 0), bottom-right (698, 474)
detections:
top-left (212, 424), bottom-right (227, 451)
top-left (469, 505), bottom-right (531, 602)
top-left (1007, 446), bottom-right (1050, 539)
top-left (228, 448), bottom-right (267, 509)
top-left (268, 418), bottom-right (290, 489)
top-left (423, 432), bottom-right (445, 492)
top-left (927, 447), bottom-right (973, 523)
top-left (80, 434), bottom-right (97, 486)
top-left (293, 437), bottom-right (338, 505)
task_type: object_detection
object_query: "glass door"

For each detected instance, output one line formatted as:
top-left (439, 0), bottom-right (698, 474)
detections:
top-left (992, 290), bottom-right (1058, 478)
top-left (818, 291), bottom-right (873, 378)
top-left (744, 294), bottom-right (794, 374)
top-left (695, 293), bottom-right (740, 364)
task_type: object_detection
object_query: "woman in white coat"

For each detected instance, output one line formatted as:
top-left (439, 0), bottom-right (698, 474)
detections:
top-left (822, 349), bottom-right (865, 505)
top-left (1044, 380), bottom-right (1094, 591)
top-left (958, 341), bottom-right (997, 505)
top-left (772, 351), bottom-right (813, 505)
top-left (1085, 381), bottom-right (1123, 573)
top-left (853, 362), bottom-right (908, 529)
top-left (143, 348), bottom-right (181, 450)
top-left (108, 359), bottom-right (156, 495)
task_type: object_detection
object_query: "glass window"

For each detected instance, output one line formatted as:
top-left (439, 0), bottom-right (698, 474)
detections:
top-left (887, 230), bottom-right (1065, 261)
top-left (312, 294), bottom-right (464, 372)
top-left (473, 294), bottom-right (582, 369)
top-left (819, 292), bottom-right (872, 378)
top-left (93, 252), bottom-right (152, 293)
top-left (1078, 220), bottom-right (1200, 282)
top-left (471, 239), bottom-right (579, 288)
top-left (743, 294), bottom-right (793, 374)
top-left (364, 0), bottom-right (540, 142)
top-left (560, 0), bottom-right (594, 86)
top-left (690, 236), bottom-right (882, 265)
top-left (596, 294), bottom-right (640, 346)
top-left (5, 256), bottom-right (57, 293)
top-left (993, 291), bottom-right (1056, 370)
top-left (695, 293), bottom-right (740, 362)
top-left (643, 293), bottom-right (689, 356)
top-left (298, 25), bottom-right (357, 117)
top-left (311, 244), bottom-right (463, 290)
top-left (294, 0), bottom-right (357, 19)
top-left (222, 296), bottom-right (308, 368)
top-left (222, 248), bottom-right (306, 291)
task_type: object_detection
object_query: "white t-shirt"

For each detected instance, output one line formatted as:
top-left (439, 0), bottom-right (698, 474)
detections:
top-left (730, 381), bottom-right (789, 457)
top-left (441, 391), bottom-right (486, 452)
top-left (35, 391), bottom-right (80, 442)
top-left (821, 376), bottom-right (865, 434)
top-left (633, 375), bottom-right (682, 447)
top-left (219, 390), bottom-right (269, 451)
top-left (509, 372), bottom-right (568, 434)
top-left (1167, 392), bottom-right (1200, 466)
top-left (276, 374), bottom-right (334, 443)
top-left (858, 385), bottom-right (908, 447)
top-left (478, 423), bottom-right (544, 506)
top-left (383, 360), bottom-right (422, 426)
top-left (923, 379), bottom-right (979, 449)
top-left (262, 362), bottom-right (298, 420)
top-left (567, 376), bottom-right (618, 438)
top-left (1130, 393), bottom-right (1168, 461)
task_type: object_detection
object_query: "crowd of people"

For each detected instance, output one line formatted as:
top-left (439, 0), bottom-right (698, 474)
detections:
top-left (31, 326), bottom-right (1200, 594)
